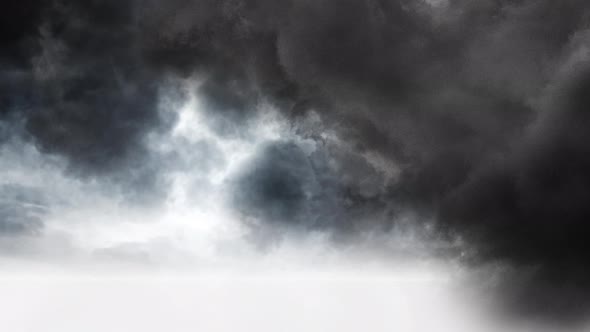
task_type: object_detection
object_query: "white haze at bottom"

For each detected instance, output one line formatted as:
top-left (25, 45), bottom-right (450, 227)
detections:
top-left (0, 265), bottom-right (582, 332)
top-left (0, 270), bottom-right (493, 332)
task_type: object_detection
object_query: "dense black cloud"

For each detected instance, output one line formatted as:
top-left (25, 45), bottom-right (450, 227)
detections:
top-left (3, 0), bottom-right (590, 324)
top-left (440, 71), bottom-right (590, 323)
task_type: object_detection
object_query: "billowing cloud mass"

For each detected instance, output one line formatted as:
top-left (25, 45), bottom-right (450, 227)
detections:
top-left (2, 0), bottom-right (590, 327)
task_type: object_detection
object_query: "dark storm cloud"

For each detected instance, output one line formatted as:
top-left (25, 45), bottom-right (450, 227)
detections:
top-left (0, 1), bottom-right (45, 131)
top-left (233, 142), bottom-right (310, 225)
top-left (232, 139), bottom-right (398, 247)
top-left (3, 0), bottom-right (590, 324)
top-left (26, 1), bottom-right (163, 174)
top-left (440, 70), bottom-right (590, 323)
top-left (443, 72), bottom-right (590, 265)
top-left (1, 1), bottom-right (172, 203)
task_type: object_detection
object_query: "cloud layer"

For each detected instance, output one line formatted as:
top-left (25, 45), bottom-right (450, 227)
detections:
top-left (3, 0), bottom-right (590, 325)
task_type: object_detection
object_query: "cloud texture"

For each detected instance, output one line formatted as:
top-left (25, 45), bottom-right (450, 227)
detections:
top-left (3, 0), bottom-right (590, 325)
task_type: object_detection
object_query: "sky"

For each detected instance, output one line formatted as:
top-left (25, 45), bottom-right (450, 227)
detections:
top-left (2, 0), bottom-right (590, 331)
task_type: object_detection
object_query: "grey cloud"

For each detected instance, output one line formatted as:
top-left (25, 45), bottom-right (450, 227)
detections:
top-left (0, 184), bottom-right (46, 235)
top-left (3, 0), bottom-right (590, 324)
